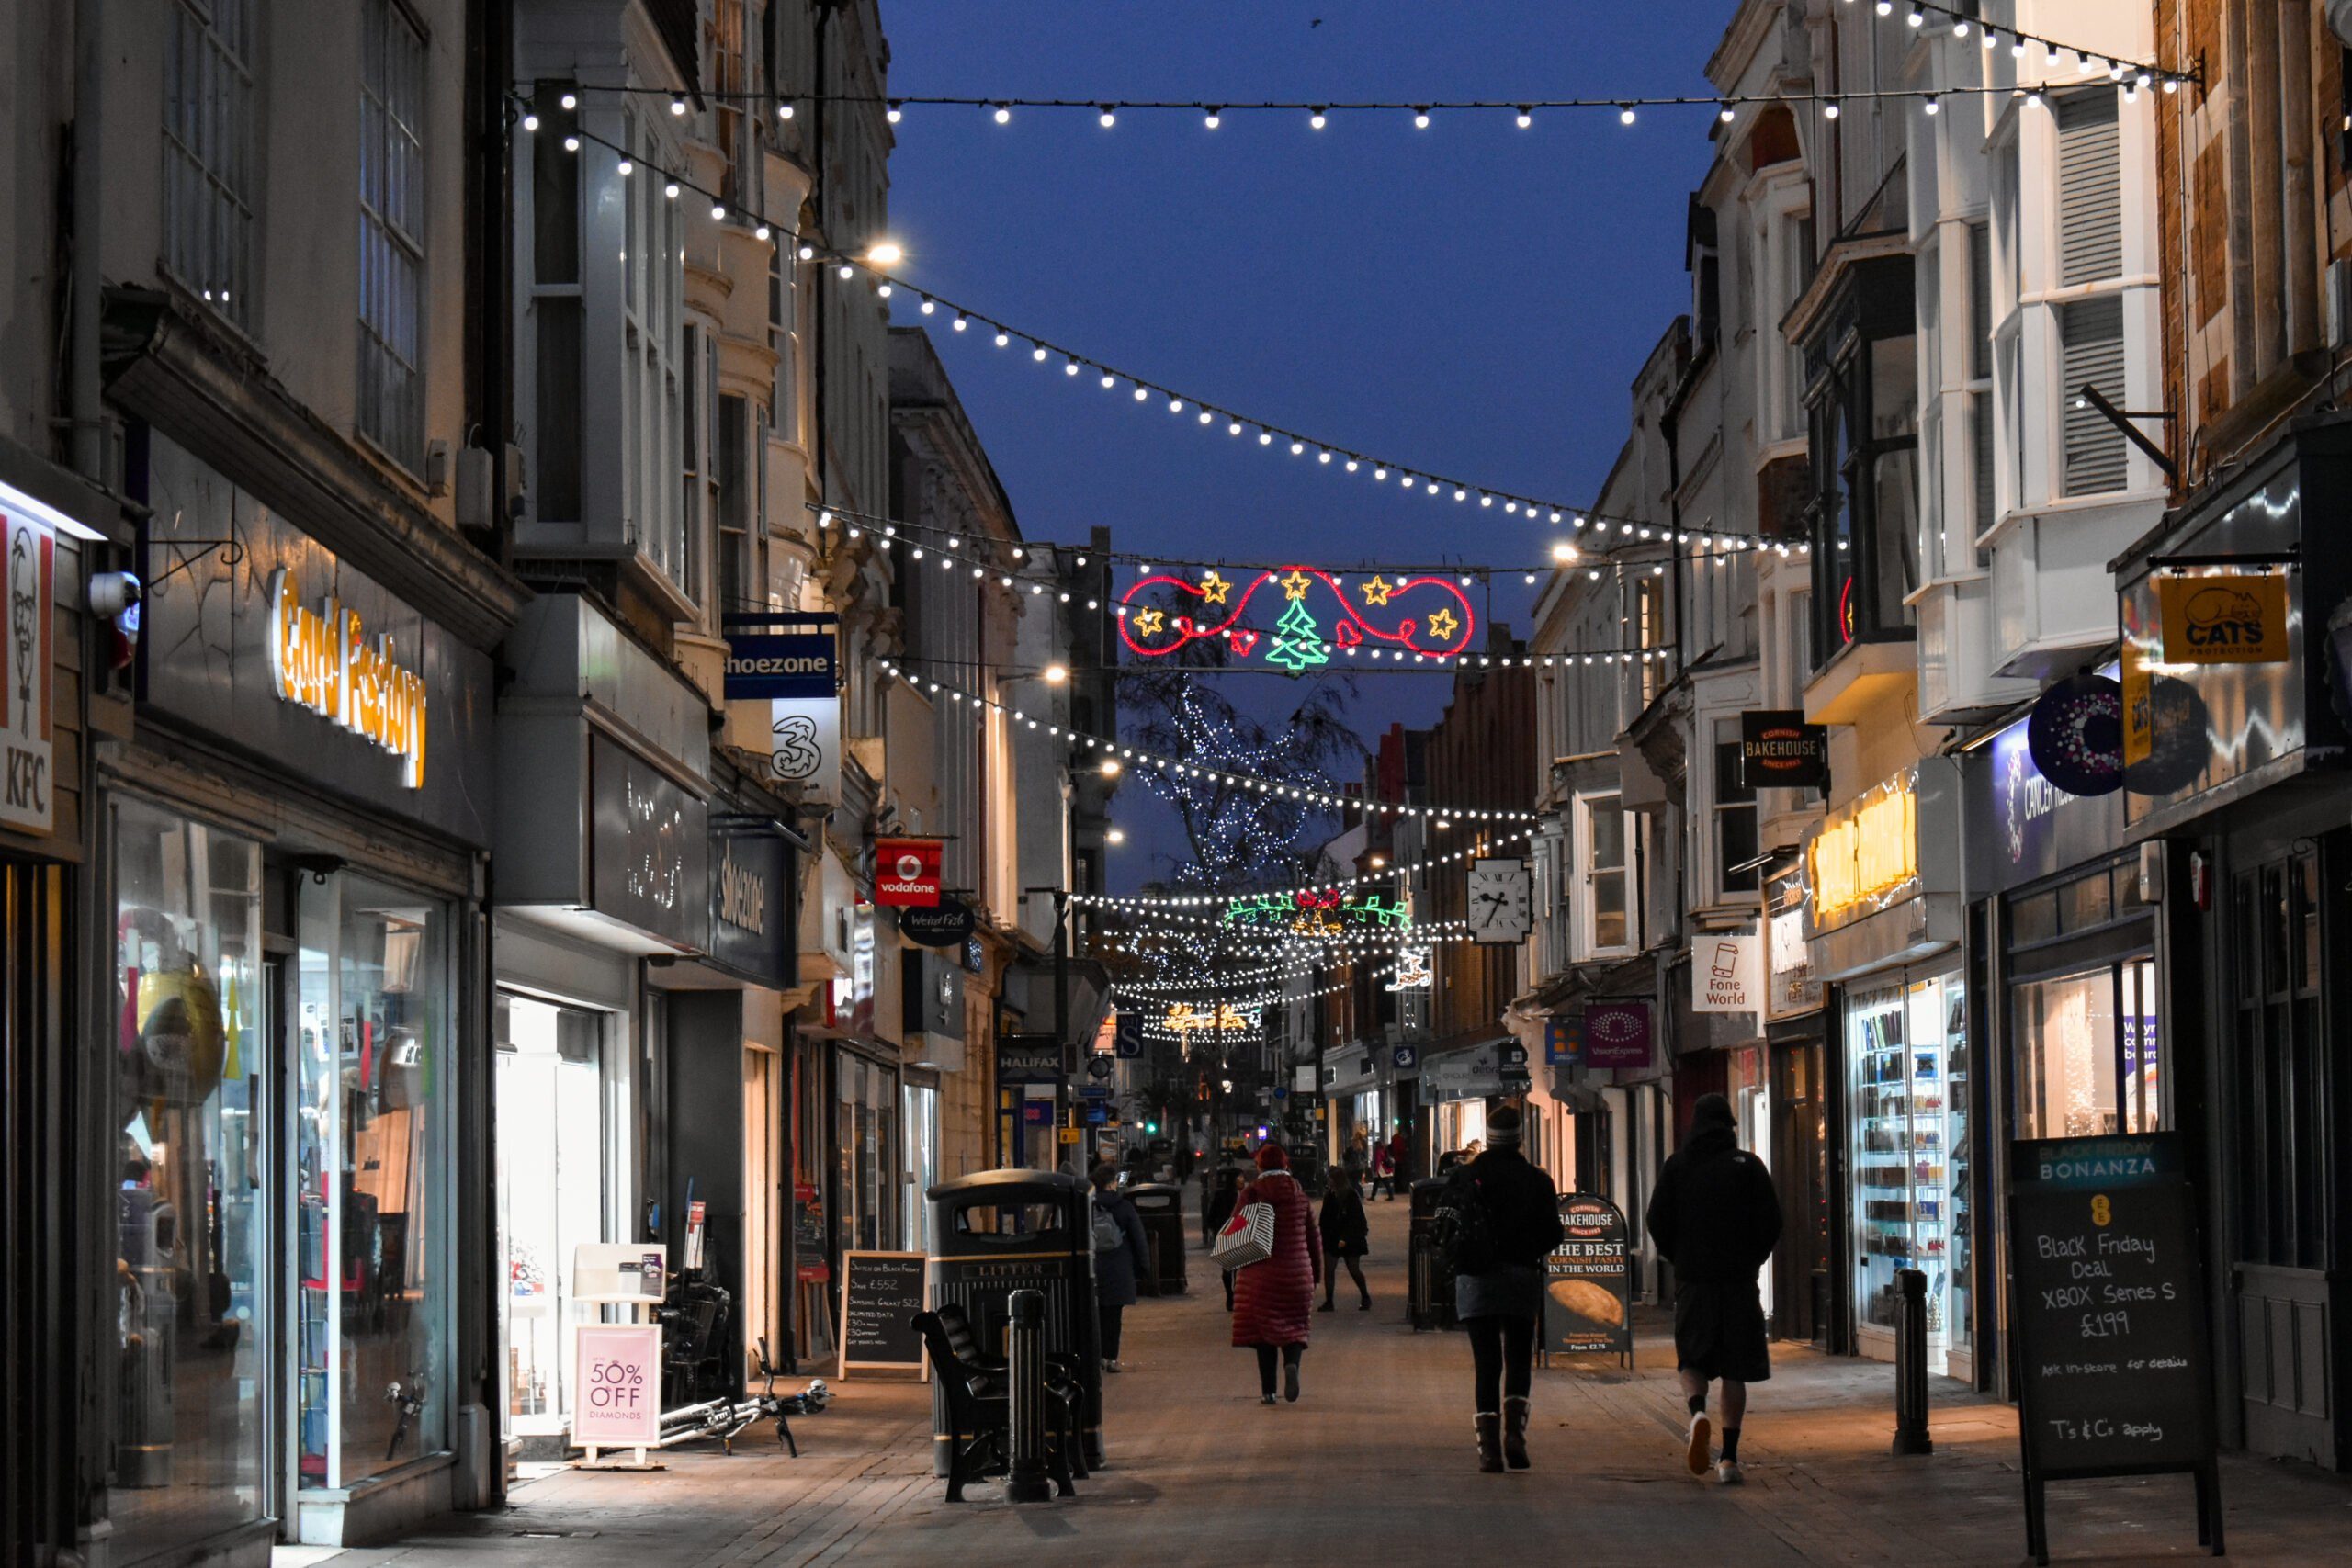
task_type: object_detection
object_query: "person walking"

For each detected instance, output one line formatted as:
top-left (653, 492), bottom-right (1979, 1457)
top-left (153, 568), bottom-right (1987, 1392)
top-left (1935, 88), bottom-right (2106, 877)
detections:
top-left (1645, 1092), bottom-right (1782, 1485)
top-left (1317, 1162), bottom-right (1373, 1312)
top-left (1090, 1163), bottom-right (1152, 1373)
top-left (1445, 1105), bottom-right (1563, 1472)
top-left (1369, 1136), bottom-right (1396, 1201)
top-left (1230, 1143), bottom-right (1318, 1404)
top-left (1386, 1129), bottom-right (1410, 1196)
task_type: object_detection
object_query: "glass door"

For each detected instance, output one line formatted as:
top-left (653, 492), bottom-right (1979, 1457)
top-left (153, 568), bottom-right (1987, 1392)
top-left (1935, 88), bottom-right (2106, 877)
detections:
top-left (1849, 976), bottom-right (1957, 1366)
top-left (494, 994), bottom-right (607, 1438)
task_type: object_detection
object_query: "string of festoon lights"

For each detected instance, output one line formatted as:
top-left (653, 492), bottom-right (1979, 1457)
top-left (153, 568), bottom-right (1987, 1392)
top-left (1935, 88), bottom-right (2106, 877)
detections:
top-left (556, 0), bottom-right (2191, 130)
top-left (1114, 968), bottom-right (1373, 1012)
top-left (808, 501), bottom-right (1808, 579)
top-left (1075, 825), bottom-right (1540, 910)
top-left (1085, 899), bottom-right (1472, 938)
top-left (873, 659), bottom-right (1536, 822)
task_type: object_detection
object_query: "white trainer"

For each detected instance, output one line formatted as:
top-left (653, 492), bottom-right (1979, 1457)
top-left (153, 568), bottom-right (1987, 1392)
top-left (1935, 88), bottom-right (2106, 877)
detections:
top-left (1683, 1412), bottom-right (1712, 1476)
top-left (1716, 1460), bottom-right (1746, 1485)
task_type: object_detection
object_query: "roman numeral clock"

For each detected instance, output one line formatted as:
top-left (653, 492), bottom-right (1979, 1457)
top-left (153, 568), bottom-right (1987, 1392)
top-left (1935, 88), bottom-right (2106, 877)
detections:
top-left (1466, 856), bottom-right (1533, 946)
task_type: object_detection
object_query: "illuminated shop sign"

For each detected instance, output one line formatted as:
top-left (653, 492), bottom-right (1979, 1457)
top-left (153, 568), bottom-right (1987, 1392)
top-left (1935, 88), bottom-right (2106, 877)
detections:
top-left (1806, 769), bottom-right (1917, 925)
top-left (266, 567), bottom-right (428, 788)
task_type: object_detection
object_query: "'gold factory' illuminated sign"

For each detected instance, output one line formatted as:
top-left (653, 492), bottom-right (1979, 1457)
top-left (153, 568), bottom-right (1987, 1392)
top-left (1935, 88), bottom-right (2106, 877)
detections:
top-left (1807, 769), bottom-right (1917, 924)
top-left (266, 568), bottom-right (429, 788)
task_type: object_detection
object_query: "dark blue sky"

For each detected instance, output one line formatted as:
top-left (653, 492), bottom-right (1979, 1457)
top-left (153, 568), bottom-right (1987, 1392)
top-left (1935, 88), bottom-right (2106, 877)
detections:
top-left (878, 0), bottom-right (1736, 887)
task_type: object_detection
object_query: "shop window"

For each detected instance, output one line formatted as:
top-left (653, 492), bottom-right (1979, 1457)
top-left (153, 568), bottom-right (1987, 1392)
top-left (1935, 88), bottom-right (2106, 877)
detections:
top-left (358, 0), bottom-right (427, 472)
top-left (109, 799), bottom-right (266, 1558)
top-left (164, 0), bottom-right (256, 329)
top-left (1849, 977), bottom-right (1967, 1371)
top-left (296, 872), bottom-right (451, 1486)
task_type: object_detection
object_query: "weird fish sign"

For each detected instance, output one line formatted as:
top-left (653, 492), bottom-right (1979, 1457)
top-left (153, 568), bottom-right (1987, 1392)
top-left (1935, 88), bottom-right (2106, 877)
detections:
top-left (2155, 573), bottom-right (2288, 664)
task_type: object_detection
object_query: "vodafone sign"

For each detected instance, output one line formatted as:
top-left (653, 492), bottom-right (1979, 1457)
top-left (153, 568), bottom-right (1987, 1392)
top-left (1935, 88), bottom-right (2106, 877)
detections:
top-left (874, 837), bottom-right (944, 907)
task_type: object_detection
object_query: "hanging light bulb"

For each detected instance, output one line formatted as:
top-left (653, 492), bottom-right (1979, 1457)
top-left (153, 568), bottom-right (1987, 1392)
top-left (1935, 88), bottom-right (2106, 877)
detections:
top-left (1618, 104), bottom-right (1636, 126)
top-left (711, 201), bottom-right (727, 220)
top-left (754, 221), bottom-right (771, 241)
top-left (522, 110), bottom-right (541, 131)
top-left (664, 180), bottom-right (681, 199)
top-left (563, 133), bottom-right (582, 152)
top-left (1905, 4), bottom-right (1924, 23)
top-left (778, 102), bottom-right (795, 120)
top-left (1719, 103), bottom-right (1736, 124)
top-left (1952, 18), bottom-right (1969, 39)
top-left (1204, 106), bottom-right (1223, 129)
top-left (1824, 99), bottom-right (1841, 119)
top-left (1412, 106), bottom-right (1431, 129)
top-left (1923, 94), bottom-right (1940, 116)
top-left (1098, 105), bottom-right (1117, 128)
top-left (886, 102), bottom-right (903, 124)
top-left (1515, 106), bottom-right (1533, 129)
top-left (993, 331), bottom-right (1010, 346)
top-left (952, 315), bottom-right (968, 332)
top-left (616, 156), bottom-right (634, 175)
top-left (1309, 107), bottom-right (1328, 130)
top-left (992, 103), bottom-right (1011, 124)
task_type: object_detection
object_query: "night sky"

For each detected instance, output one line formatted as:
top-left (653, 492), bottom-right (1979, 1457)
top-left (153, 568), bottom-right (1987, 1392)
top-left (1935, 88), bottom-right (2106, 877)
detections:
top-left (877, 0), bottom-right (1736, 890)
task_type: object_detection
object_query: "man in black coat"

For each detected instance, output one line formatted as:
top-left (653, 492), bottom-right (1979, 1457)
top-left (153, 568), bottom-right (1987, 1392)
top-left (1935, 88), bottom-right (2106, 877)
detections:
top-left (1645, 1092), bottom-right (1781, 1486)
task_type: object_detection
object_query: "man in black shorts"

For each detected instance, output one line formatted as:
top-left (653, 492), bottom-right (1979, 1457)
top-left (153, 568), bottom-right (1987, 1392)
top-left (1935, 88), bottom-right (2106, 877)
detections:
top-left (1645, 1092), bottom-right (1782, 1484)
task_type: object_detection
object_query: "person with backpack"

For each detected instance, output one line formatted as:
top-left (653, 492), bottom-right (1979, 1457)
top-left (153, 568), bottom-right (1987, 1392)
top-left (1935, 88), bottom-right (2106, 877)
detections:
top-left (1645, 1092), bottom-right (1782, 1485)
top-left (1317, 1162), bottom-right (1372, 1312)
top-left (1089, 1164), bottom-right (1153, 1373)
top-left (1440, 1105), bottom-right (1564, 1472)
top-left (1229, 1143), bottom-right (1319, 1404)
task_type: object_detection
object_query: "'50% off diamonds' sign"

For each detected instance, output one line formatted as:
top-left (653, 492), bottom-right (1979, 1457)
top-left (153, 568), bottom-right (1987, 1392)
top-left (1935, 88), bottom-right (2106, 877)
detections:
top-left (573, 1325), bottom-right (662, 1446)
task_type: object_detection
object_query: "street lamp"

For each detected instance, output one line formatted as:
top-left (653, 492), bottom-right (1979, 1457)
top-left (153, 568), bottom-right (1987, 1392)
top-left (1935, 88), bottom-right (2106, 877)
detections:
top-left (1106, 827), bottom-right (1126, 845)
top-left (1100, 757), bottom-right (1122, 778)
top-left (1043, 661), bottom-right (1069, 684)
top-left (865, 239), bottom-right (904, 266)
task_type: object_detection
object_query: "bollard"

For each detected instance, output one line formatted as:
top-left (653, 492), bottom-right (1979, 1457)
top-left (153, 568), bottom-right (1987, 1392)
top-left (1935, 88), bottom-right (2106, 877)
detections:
top-left (1004, 1288), bottom-right (1054, 1502)
top-left (1891, 1267), bottom-right (1934, 1456)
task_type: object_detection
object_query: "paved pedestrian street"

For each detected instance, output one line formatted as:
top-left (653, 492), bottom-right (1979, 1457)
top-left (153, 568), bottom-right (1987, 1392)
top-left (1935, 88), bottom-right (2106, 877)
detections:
top-left (298, 1201), bottom-right (2351, 1568)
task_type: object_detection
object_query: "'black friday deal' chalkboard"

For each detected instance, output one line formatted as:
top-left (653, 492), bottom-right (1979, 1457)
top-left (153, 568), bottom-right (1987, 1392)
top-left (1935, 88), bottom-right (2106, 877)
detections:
top-left (837, 1250), bottom-right (929, 1377)
top-left (2007, 1132), bottom-right (2221, 1562)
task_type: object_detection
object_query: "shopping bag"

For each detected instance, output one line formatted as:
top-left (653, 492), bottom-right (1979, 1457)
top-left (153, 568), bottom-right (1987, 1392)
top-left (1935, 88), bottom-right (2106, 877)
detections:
top-left (1210, 1200), bottom-right (1276, 1270)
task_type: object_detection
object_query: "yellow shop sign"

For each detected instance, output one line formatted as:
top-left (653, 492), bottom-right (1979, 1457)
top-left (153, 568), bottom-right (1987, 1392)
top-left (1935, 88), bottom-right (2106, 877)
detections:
top-left (266, 568), bottom-right (429, 788)
top-left (1808, 770), bottom-right (1917, 921)
top-left (2155, 572), bottom-right (2289, 664)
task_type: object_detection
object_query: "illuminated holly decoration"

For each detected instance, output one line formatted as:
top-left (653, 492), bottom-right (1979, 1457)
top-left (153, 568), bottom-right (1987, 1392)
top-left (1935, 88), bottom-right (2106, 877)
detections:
top-left (1224, 890), bottom-right (1414, 931)
top-left (1118, 565), bottom-right (1476, 666)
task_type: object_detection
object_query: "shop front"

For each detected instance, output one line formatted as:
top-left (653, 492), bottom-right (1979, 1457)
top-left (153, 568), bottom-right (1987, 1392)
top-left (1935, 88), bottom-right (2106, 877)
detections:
top-left (2110, 413), bottom-right (2352, 1468)
top-left (113, 429), bottom-right (510, 1554)
top-left (1803, 761), bottom-right (1971, 1377)
top-left (3, 458), bottom-right (117, 1566)
top-left (1760, 854), bottom-right (1830, 1345)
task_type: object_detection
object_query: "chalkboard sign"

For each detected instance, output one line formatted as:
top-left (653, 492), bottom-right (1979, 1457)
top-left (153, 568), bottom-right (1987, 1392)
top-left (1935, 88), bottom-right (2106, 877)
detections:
top-left (1542, 1193), bottom-right (1633, 1363)
top-left (837, 1250), bottom-right (929, 1377)
top-left (2007, 1133), bottom-right (2221, 1563)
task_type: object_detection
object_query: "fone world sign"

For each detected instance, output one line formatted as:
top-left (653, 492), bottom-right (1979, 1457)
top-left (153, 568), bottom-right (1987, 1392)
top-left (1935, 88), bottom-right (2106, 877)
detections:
top-left (266, 568), bottom-right (429, 788)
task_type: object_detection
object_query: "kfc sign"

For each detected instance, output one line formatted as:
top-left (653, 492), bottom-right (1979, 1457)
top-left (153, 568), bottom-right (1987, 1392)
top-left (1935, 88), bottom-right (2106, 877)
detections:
top-left (874, 836), bottom-right (944, 907)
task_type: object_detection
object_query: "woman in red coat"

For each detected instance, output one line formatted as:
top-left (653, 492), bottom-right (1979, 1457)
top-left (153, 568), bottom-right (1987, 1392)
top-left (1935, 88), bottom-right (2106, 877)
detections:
top-left (1230, 1143), bottom-right (1320, 1403)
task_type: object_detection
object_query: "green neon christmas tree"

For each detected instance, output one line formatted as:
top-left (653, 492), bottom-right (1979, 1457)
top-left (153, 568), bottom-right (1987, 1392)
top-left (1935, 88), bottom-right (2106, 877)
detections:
top-left (1266, 597), bottom-right (1330, 675)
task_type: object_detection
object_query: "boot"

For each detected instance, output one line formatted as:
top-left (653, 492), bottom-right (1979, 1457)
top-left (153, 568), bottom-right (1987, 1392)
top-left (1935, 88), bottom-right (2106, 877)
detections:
top-left (1502, 1397), bottom-right (1531, 1470)
top-left (1475, 1413), bottom-right (1505, 1473)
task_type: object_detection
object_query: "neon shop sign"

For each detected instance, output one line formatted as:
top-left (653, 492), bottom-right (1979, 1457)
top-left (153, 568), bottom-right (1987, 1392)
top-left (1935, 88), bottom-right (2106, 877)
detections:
top-left (1119, 566), bottom-right (1476, 673)
top-left (266, 568), bottom-right (429, 788)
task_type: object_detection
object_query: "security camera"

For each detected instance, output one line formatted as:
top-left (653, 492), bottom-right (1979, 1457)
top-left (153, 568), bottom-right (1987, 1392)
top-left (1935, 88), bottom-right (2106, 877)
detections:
top-left (89, 570), bottom-right (142, 619)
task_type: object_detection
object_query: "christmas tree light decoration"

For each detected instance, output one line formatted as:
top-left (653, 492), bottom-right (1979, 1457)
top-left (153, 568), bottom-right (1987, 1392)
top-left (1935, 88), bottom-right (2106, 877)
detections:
top-left (1267, 598), bottom-right (1330, 677)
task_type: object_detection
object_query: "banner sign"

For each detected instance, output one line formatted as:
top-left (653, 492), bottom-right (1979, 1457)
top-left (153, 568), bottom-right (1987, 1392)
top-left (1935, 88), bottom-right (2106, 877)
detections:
top-left (1739, 708), bottom-right (1827, 792)
top-left (1, 497), bottom-right (55, 834)
top-left (1582, 1000), bottom-right (1652, 1070)
top-left (1544, 1193), bottom-right (1634, 1360)
top-left (899, 900), bottom-right (976, 947)
top-left (572, 1325), bottom-right (662, 1448)
top-left (1691, 930), bottom-right (1761, 1014)
top-left (996, 1033), bottom-right (1064, 1085)
top-left (874, 836), bottom-right (944, 907)
top-left (722, 614), bottom-right (839, 699)
top-left (2155, 573), bottom-right (2288, 664)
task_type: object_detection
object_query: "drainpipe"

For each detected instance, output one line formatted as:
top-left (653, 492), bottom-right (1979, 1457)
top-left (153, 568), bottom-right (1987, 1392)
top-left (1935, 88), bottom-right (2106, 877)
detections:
top-left (70, 0), bottom-right (106, 484)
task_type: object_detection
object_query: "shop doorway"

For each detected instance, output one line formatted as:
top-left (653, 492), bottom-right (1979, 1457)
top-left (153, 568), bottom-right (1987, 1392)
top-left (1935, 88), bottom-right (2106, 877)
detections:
top-left (493, 993), bottom-right (609, 1438)
top-left (741, 1044), bottom-right (781, 1380)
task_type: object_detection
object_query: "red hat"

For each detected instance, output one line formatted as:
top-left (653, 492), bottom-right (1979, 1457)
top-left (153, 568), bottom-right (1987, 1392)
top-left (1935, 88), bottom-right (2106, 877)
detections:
top-left (1254, 1142), bottom-right (1289, 1171)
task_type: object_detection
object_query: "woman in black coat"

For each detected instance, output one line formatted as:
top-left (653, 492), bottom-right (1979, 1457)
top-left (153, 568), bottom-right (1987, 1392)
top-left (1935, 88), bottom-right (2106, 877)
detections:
top-left (1317, 1165), bottom-right (1373, 1311)
top-left (1090, 1165), bottom-right (1153, 1371)
top-left (1204, 1166), bottom-right (1246, 1309)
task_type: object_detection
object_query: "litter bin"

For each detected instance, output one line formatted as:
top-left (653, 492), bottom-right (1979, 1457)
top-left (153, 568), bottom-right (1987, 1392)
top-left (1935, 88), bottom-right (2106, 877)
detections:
top-left (928, 1169), bottom-right (1106, 1470)
top-left (1126, 1183), bottom-right (1187, 1295)
top-left (1408, 1177), bottom-right (1458, 1332)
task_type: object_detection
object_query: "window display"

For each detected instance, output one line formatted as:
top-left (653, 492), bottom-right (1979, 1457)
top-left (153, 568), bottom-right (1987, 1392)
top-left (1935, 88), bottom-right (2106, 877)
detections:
top-left (1849, 976), bottom-right (1968, 1371)
top-left (2016, 958), bottom-right (2159, 1140)
top-left (110, 800), bottom-right (266, 1560)
top-left (297, 871), bottom-right (450, 1485)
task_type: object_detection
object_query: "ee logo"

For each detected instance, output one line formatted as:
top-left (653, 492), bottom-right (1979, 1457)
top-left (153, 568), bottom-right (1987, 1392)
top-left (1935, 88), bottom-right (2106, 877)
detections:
top-left (2090, 1194), bottom-right (2112, 1228)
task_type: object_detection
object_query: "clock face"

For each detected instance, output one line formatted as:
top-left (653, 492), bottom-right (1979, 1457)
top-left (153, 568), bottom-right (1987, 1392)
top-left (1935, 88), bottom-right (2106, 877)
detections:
top-left (1467, 858), bottom-right (1533, 945)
